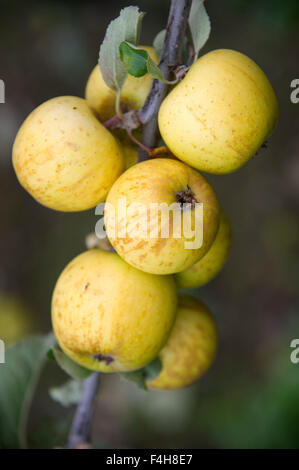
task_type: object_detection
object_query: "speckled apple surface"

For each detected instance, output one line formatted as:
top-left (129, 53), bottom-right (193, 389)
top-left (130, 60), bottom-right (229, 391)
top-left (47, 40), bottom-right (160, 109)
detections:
top-left (147, 294), bottom-right (218, 390)
top-left (52, 249), bottom-right (178, 372)
top-left (159, 49), bottom-right (279, 174)
top-left (13, 96), bottom-right (124, 211)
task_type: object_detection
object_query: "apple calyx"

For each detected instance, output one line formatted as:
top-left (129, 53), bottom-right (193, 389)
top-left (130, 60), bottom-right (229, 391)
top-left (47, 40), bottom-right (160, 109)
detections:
top-left (254, 140), bottom-right (269, 157)
top-left (93, 353), bottom-right (114, 365)
top-left (176, 185), bottom-right (198, 210)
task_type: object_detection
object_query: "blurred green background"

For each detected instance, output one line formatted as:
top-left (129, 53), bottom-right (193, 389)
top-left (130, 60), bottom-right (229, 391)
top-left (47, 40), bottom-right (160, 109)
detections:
top-left (0, 0), bottom-right (299, 449)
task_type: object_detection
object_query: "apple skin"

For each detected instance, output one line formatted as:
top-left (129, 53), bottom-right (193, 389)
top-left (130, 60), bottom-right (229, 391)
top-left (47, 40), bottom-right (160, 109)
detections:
top-left (85, 46), bottom-right (158, 121)
top-left (104, 158), bottom-right (220, 275)
top-left (12, 96), bottom-right (124, 212)
top-left (112, 129), bottom-right (139, 170)
top-left (175, 210), bottom-right (232, 288)
top-left (158, 49), bottom-right (279, 174)
top-left (122, 140), bottom-right (138, 170)
top-left (51, 249), bottom-right (178, 373)
top-left (147, 294), bottom-right (218, 390)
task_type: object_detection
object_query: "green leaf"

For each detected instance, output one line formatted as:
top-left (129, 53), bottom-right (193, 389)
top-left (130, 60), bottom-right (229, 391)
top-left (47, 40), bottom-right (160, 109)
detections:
top-left (28, 416), bottom-right (70, 449)
top-left (0, 333), bottom-right (55, 449)
top-left (189, 0), bottom-right (211, 59)
top-left (153, 29), bottom-right (166, 57)
top-left (146, 55), bottom-right (169, 82)
top-left (119, 42), bottom-right (148, 77)
top-left (99, 6), bottom-right (145, 92)
top-left (47, 348), bottom-right (55, 361)
top-left (119, 357), bottom-right (162, 391)
top-left (120, 369), bottom-right (148, 391)
top-left (49, 379), bottom-right (84, 407)
top-left (50, 348), bottom-right (92, 381)
top-left (143, 357), bottom-right (162, 381)
top-left (119, 42), bottom-right (176, 84)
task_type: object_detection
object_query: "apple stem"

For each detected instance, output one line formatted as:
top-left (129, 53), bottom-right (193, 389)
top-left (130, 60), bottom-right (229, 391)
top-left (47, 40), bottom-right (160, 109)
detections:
top-left (126, 131), bottom-right (152, 156)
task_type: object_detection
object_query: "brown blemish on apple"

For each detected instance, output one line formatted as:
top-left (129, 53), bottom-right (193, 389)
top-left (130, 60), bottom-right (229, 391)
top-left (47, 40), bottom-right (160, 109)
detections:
top-left (67, 142), bottom-right (80, 152)
top-left (138, 253), bottom-right (147, 262)
top-left (134, 240), bottom-right (146, 250)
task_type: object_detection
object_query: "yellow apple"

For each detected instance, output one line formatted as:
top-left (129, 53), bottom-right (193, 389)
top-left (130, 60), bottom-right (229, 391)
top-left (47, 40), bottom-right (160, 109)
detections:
top-left (147, 294), bottom-right (218, 390)
top-left (12, 96), bottom-right (124, 212)
top-left (51, 249), bottom-right (177, 372)
top-left (104, 158), bottom-right (220, 275)
top-left (85, 46), bottom-right (158, 121)
top-left (122, 140), bottom-right (139, 170)
top-left (0, 295), bottom-right (33, 346)
top-left (175, 210), bottom-right (232, 288)
top-left (158, 49), bottom-right (279, 174)
top-left (112, 129), bottom-right (139, 170)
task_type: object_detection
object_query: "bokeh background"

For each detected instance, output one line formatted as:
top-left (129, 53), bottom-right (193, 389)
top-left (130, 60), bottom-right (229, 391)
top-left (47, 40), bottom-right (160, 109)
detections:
top-left (0, 0), bottom-right (299, 449)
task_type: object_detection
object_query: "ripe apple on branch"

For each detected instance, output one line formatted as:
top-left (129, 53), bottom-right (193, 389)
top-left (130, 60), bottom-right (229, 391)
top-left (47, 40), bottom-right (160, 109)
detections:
top-left (10, 0), bottom-right (278, 449)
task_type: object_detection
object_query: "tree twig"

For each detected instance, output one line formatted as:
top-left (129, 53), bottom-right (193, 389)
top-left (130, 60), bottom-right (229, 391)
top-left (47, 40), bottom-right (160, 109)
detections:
top-left (138, 0), bottom-right (192, 160)
top-left (138, 0), bottom-right (192, 126)
top-left (67, 372), bottom-right (101, 449)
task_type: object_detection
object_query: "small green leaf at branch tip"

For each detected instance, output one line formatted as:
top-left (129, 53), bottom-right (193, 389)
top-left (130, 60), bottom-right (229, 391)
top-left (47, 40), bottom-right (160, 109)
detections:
top-left (50, 347), bottom-right (92, 381)
top-left (189, 0), bottom-right (211, 60)
top-left (119, 42), bottom-right (177, 85)
top-left (119, 357), bottom-right (162, 391)
top-left (99, 6), bottom-right (146, 92)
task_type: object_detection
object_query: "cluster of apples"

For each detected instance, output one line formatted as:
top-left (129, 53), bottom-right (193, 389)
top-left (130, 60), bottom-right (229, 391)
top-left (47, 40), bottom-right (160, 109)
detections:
top-left (12, 47), bottom-right (278, 389)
